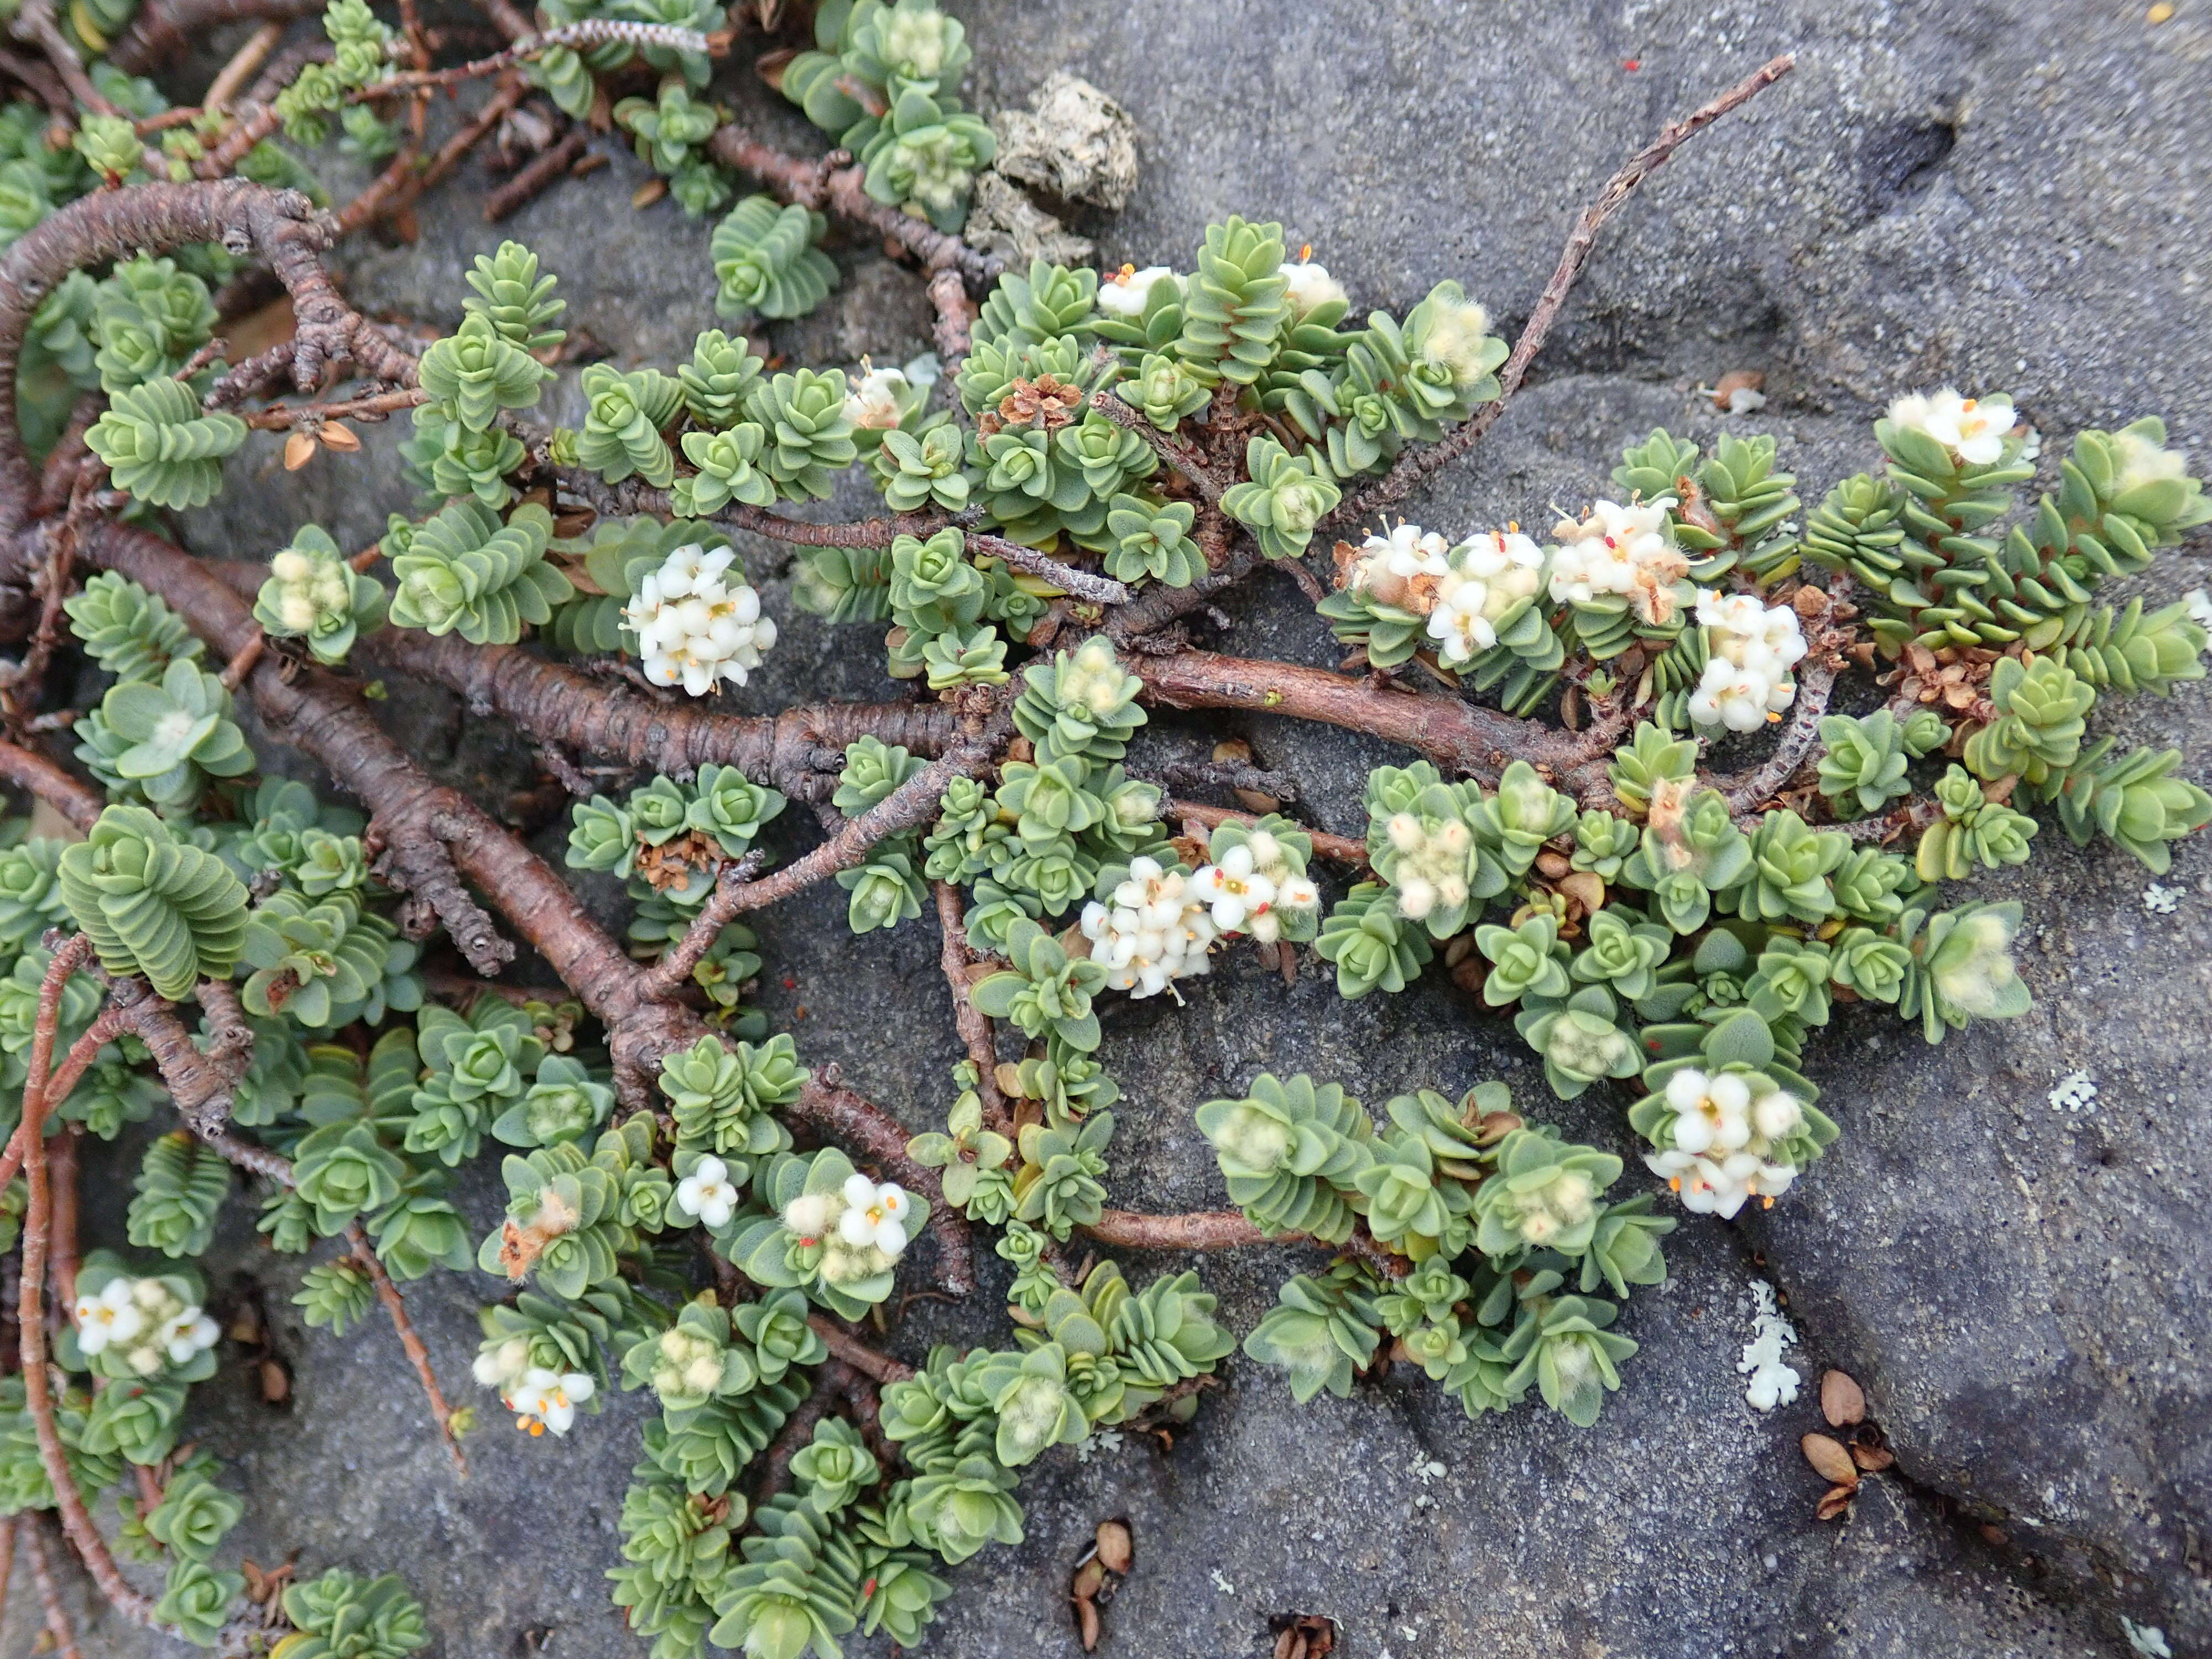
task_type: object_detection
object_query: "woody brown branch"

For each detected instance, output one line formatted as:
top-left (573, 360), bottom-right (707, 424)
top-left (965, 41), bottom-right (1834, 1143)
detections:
top-left (0, 734), bottom-right (101, 826)
top-left (706, 122), bottom-right (1004, 290)
top-left (0, 181), bottom-right (419, 617)
top-left (106, 0), bottom-right (323, 74)
top-left (1136, 648), bottom-right (1626, 801)
top-left (345, 615), bottom-right (968, 785)
top-left (805, 1316), bottom-right (916, 1385)
top-left (635, 849), bottom-right (767, 1001)
top-left (1082, 1208), bottom-right (1407, 1277)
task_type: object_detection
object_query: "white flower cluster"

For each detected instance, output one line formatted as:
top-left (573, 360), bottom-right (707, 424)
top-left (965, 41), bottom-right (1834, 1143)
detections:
top-left (507, 1366), bottom-right (595, 1437)
top-left (1687, 589), bottom-right (1808, 732)
top-left (1337, 523), bottom-right (1545, 666)
top-left (1194, 831), bottom-right (1319, 942)
top-left (474, 1340), bottom-right (594, 1434)
top-left (1097, 264), bottom-right (1178, 319)
top-left (1546, 497), bottom-right (1691, 626)
top-left (1079, 856), bottom-right (1217, 998)
top-left (1886, 388), bottom-right (2019, 467)
top-left (1427, 528), bottom-right (1546, 665)
top-left (675, 1154), bottom-right (739, 1228)
top-left (623, 544), bottom-right (777, 696)
top-left (1641, 1067), bottom-right (1808, 1218)
top-left (782, 1174), bottom-right (913, 1285)
top-left (72, 1276), bottom-right (217, 1375)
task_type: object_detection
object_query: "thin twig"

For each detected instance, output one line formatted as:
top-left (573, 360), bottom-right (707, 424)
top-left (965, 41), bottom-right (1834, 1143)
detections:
top-left (932, 881), bottom-right (1013, 1138)
top-left (712, 718), bottom-right (1009, 916)
top-left (484, 127), bottom-right (589, 222)
top-left (347, 1222), bottom-right (469, 1475)
top-left (1091, 392), bottom-right (1228, 503)
top-left (1327, 53), bottom-right (1797, 531)
top-left (968, 531), bottom-right (1128, 606)
top-left (804, 1316), bottom-right (915, 1385)
top-left (14, 937), bottom-right (174, 1635)
top-left (24, 1520), bottom-right (85, 1659)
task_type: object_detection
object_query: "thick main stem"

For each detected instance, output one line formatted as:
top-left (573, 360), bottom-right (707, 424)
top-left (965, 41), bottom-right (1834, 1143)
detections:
top-left (1137, 648), bottom-right (1623, 799)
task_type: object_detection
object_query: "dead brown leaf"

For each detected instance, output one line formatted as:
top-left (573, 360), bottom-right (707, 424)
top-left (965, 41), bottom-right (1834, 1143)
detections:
top-left (1801, 1432), bottom-right (1859, 1487)
top-left (318, 421), bottom-right (361, 453)
top-left (283, 431), bottom-right (317, 471)
top-left (1074, 1595), bottom-right (1100, 1651)
top-left (1070, 1558), bottom-right (1105, 1601)
top-left (1813, 1484), bottom-right (1855, 1521)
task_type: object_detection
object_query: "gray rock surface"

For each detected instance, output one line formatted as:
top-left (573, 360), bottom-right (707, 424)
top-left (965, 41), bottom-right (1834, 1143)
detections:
top-left (8, 0), bottom-right (2211, 1655)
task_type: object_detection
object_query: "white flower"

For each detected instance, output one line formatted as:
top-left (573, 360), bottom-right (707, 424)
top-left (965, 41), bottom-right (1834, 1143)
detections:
top-left (1097, 264), bottom-right (1177, 319)
top-left (156, 1306), bottom-right (220, 1365)
top-left (1079, 856), bottom-right (1218, 995)
top-left (836, 1174), bottom-right (912, 1256)
top-left (1338, 523), bottom-right (1451, 614)
top-left (1643, 1146), bottom-right (1796, 1218)
top-left (1648, 1068), bottom-right (1807, 1216)
top-left (781, 1191), bottom-right (836, 1243)
top-left (623, 543), bottom-right (778, 696)
top-left (508, 1366), bottom-right (594, 1436)
top-left (74, 1279), bottom-right (143, 1355)
top-left (1279, 259), bottom-right (1348, 320)
top-left (1425, 578), bottom-right (1498, 662)
top-left (675, 1155), bottom-right (739, 1228)
top-left (1886, 388), bottom-right (2018, 467)
top-left (1193, 842), bottom-right (1277, 932)
top-left (844, 363), bottom-right (912, 431)
top-left (1547, 498), bottom-right (1688, 625)
top-left (1686, 588), bottom-right (1806, 732)
top-left (1663, 1068), bottom-right (1752, 1156)
top-left (473, 1335), bottom-right (531, 1391)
